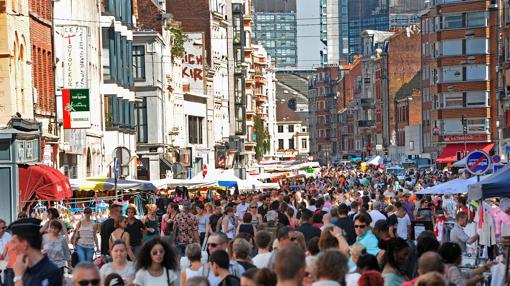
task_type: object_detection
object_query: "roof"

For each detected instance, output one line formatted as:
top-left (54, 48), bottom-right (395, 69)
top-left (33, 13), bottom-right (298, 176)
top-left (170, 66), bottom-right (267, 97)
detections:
top-left (395, 72), bottom-right (421, 100)
top-left (275, 71), bottom-right (312, 104)
top-left (276, 101), bottom-right (304, 122)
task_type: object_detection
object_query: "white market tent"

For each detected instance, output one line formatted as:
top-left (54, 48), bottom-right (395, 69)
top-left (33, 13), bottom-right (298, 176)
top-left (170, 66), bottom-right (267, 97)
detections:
top-left (151, 178), bottom-right (218, 189)
top-left (190, 168), bottom-right (263, 191)
top-left (367, 155), bottom-right (384, 166)
top-left (417, 176), bottom-right (488, 195)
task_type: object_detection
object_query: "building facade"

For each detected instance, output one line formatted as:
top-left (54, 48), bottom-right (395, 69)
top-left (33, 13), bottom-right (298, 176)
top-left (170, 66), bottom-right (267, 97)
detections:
top-left (253, 0), bottom-right (298, 68)
top-left (421, 0), bottom-right (498, 163)
top-left (275, 100), bottom-right (310, 159)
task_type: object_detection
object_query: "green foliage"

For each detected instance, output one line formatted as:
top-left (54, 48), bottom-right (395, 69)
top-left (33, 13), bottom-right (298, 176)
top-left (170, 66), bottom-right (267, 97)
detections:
top-left (171, 26), bottom-right (187, 59)
top-left (254, 116), bottom-right (270, 161)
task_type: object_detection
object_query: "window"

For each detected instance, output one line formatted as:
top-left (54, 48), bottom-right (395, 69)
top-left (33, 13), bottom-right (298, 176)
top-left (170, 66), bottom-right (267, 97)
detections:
top-left (441, 66), bottom-right (463, 82)
top-left (443, 14), bottom-right (463, 29)
top-left (466, 91), bottom-right (489, 107)
top-left (442, 39), bottom-right (462, 56)
top-left (133, 46), bottom-right (145, 80)
top-left (102, 28), bottom-right (115, 80)
top-left (278, 125), bottom-right (284, 133)
top-left (467, 118), bottom-right (489, 133)
top-left (104, 95), bottom-right (115, 129)
top-left (119, 97), bottom-right (124, 128)
top-left (466, 11), bottom-right (487, 28)
top-left (288, 125), bottom-right (294, 133)
top-left (123, 99), bottom-right (129, 130)
top-left (278, 139), bottom-right (284, 150)
top-left (188, 116), bottom-right (204, 144)
top-left (466, 65), bottom-right (488, 81)
top-left (115, 32), bottom-right (122, 84)
top-left (443, 93), bottom-right (464, 108)
top-left (289, 139), bottom-right (295, 150)
top-left (466, 38), bottom-right (488, 55)
top-left (301, 138), bottom-right (307, 149)
top-left (409, 140), bottom-right (415, 151)
top-left (136, 98), bottom-right (147, 143)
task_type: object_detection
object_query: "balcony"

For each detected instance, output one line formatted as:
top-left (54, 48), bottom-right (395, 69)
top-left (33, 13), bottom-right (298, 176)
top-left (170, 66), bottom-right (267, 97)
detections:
top-left (360, 98), bottom-right (375, 109)
top-left (358, 120), bottom-right (375, 128)
top-left (256, 95), bottom-right (267, 103)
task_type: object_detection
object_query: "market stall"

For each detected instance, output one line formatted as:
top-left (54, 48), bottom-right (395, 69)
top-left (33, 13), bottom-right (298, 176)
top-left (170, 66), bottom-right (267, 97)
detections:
top-left (417, 176), bottom-right (487, 195)
top-left (468, 164), bottom-right (510, 201)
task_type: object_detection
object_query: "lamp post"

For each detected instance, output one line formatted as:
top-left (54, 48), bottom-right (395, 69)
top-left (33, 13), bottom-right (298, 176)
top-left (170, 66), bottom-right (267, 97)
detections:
top-left (461, 115), bottom-right (468, 157)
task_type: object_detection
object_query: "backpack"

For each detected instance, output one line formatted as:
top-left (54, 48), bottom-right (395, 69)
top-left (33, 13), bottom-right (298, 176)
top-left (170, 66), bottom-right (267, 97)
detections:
top-left (202, 260), bottom-right (242, 278)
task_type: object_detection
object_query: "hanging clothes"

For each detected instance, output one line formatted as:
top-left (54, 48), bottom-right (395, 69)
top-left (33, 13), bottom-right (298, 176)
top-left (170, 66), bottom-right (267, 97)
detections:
top-left (474, 202), bottom-right (496, 247)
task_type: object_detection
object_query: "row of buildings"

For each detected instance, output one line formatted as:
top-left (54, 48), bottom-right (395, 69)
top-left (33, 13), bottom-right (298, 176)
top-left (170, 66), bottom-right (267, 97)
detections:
top-left (309, 0), bottom-right (510, 165)
top-left (0, 0), bottom-right (283, 191)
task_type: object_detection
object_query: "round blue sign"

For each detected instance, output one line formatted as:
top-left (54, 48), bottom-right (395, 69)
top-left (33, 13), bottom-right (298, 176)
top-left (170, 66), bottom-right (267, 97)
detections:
top-left (465, 150), bottom-right (491, 175)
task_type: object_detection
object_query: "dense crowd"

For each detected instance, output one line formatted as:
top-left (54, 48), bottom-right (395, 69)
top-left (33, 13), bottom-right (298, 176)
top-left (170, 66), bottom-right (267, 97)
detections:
top-left (0, 165), bottom-right (505, 286)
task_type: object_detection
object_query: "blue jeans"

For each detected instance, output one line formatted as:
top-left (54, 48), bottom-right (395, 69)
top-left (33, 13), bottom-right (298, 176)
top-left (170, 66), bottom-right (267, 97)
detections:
top-left (76, 245), bottom-right (95, 262)
top-left (4, 268), bottom-right (14, 286)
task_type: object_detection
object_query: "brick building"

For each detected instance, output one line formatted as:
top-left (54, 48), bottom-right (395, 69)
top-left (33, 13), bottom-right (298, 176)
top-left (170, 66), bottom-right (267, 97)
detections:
top-left (382, 26), bottom-right (422, 159)
top-left (29, 0), bottom-right (57, 134)
top-left (500, 0), bottom-right (510, 160)
top-left (421, 0), bottom-right (497, 163)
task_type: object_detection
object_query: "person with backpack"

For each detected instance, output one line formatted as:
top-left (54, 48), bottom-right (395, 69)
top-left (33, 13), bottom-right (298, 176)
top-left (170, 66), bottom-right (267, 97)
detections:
top-left (205, 233), bottom-right (244, 286)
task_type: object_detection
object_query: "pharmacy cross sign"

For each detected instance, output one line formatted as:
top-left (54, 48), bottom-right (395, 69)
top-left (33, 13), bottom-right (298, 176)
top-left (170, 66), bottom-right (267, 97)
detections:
top-left (465, 150), bottom-right (492, 176)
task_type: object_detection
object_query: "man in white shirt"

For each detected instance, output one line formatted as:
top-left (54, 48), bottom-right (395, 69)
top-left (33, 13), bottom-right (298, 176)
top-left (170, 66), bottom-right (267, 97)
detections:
top-left (235, 195), bottom-right (250, 223)
top-left (396, 206), bottom-right (412, 240)
top-left (252, 231), bottom-right (272, 268)
top-left (368, 201), bottom-right (387, 228)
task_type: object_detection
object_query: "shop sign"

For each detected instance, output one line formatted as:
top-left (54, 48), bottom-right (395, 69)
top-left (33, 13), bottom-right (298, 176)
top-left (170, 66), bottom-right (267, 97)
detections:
top-left (61, 26), bottom-right (88, 89)
top-left (443, 134), bottom-right (486, 142)
top-left (63, 88), bottom-right (90, 129)
top-left (215, 146), bottom-right (227, 169)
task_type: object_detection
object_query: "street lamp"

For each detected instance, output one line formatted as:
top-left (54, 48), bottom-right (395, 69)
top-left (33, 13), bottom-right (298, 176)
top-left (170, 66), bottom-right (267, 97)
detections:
top-left (461, 115), bottom-right (468, 157)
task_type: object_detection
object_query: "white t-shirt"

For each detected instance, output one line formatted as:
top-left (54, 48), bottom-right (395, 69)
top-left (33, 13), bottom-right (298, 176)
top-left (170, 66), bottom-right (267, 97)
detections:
top-left (252, 252), bottom-right (272, 268)
top-left (368, 210), bottom-right (386, 228)
top-left (346, 272), bottom-right (361, 286)
top-left (0, 232), bottom-right (11, 256)
top-left (396, 214), bottom-right (411, 240)
top-left (133, 268), bottom-right (178, 286)
top-left (100, 261), bottom-right (136, 282)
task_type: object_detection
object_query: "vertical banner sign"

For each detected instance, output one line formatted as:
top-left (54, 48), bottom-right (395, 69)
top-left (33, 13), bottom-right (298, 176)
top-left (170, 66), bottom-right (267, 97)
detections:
top-left (62, 26), bottom-right (88, 88)
top-left (61, 26), bottom-right (90, 129)
top-left (62, 89), bottom-right (91, 128)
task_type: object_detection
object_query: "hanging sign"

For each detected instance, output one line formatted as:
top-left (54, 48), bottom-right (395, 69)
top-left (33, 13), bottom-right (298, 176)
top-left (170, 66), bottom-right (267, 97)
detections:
top-left (62, 88), bottom-right (91, 129)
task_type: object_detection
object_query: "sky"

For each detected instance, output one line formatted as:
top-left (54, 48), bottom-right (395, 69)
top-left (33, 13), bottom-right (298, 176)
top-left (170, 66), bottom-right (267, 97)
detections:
top-left (296, 0), bottom-right (325, 70)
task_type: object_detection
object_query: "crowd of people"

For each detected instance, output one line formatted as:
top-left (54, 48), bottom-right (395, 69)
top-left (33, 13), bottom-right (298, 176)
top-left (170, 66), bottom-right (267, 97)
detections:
top-left (0, 165), bottom-right (506, 286)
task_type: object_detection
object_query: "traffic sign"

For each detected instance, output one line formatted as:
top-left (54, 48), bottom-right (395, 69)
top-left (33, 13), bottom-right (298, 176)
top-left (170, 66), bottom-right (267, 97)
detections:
top-left (465, 150), bottom-right (492, 176)
top-left (492, 155), bottom-right (501, 164)
top-left (202, 164), bottom-right (208, 178)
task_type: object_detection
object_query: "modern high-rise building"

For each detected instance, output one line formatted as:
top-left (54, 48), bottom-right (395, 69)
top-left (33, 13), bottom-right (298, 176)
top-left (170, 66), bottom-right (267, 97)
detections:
top-left (322, 0), bottom-right (426, 63)
top-left (253, 0), bottom-right (298, 67)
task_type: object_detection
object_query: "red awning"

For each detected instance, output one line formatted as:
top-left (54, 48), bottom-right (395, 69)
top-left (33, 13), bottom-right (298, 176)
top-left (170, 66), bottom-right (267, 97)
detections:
top-left (436, 142), bottom-right (495, 163)
top-left (18, 165), bottom-right (72, 207)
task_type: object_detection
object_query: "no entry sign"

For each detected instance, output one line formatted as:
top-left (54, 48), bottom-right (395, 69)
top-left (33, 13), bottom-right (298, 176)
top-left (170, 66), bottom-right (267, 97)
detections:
top-left (465, 150), bottom-right (491, 176)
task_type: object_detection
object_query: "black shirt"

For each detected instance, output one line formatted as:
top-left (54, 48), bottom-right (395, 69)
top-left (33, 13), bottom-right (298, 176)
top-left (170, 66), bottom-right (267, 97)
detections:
top-left (23, 255), bottom-right (62, 286)
top-left (209, 214), bottom-right (222, 232)
top-left (258, 206), bottom-right (268, 222)
top-left (277, 212), bottom-right (290, 226)
top-left (126, 218), bottom-right (145, 247)
top-left (296, 222), bottom-right (322, 242)
top-left (219, 274), bottom-right (241, 286)
top-left (100, 218), bottom-right (115, 255)
top-left (334, 217), bottom-right (356, 245)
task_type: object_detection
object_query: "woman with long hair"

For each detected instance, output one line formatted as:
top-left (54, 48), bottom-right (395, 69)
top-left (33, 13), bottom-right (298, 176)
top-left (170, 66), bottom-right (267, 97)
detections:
top-left (196, 203), bottom-right (210, 245)
top-left (109, 216), bottom-right (136, 261)
top-left (100, 240), bottom-right (136, 284)
top-left (40, 208), bottom-right (68, 238)
top-left (134, 237), bottom-right (179, 286)
top-left (72, 207), bottom-right (99, 263)
top-left (247, 202), bottom-right (263, 229)
top-left (380, 238), bottom-right (410, 286)
top-left (162, 203), bottom-right (179, 237)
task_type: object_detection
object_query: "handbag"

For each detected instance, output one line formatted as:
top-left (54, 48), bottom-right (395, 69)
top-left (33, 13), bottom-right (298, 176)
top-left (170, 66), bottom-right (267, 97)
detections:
top-left (71, 251), bottom-right (79, 267)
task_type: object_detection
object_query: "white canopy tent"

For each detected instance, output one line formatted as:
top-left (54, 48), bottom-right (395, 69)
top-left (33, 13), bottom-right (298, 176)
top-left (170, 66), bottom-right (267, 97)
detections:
top-left (190, 168), bottom-right (263, 191)
top-left (151, 178), bottom-right (218, 189)
top-left (417, 176), bottom-right (488, 195)
top-left (367, 156), bottom-right (384, 166)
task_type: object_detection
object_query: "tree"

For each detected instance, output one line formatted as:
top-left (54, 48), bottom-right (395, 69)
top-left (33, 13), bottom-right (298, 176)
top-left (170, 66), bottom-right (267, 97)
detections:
top-left (254, 116), bottom-right (270, 161)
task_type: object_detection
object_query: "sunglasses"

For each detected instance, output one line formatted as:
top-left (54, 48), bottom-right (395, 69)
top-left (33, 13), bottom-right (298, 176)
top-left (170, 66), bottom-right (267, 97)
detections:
top-left (289, 237), bottom-right (298, 241)
top-left (354, 225), bottom-right (366, 228)
top-left (151, 249), bottom-right (165, 255)
top-left (250, 206), bottom-right (257, 209)
top-left (208, 243), bottom-right (219, 248)
top-left (77, 279), bottom-right (100, 286)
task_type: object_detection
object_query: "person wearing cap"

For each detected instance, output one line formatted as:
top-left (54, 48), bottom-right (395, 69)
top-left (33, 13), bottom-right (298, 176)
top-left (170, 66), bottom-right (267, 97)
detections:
top-left (174, 202), bottom-right (199, 256)
top-left (10, 218), bottom-right (62, 286)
